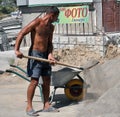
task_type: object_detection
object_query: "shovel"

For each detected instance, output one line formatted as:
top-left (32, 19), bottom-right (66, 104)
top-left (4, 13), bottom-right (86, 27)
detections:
top-left (23, 55), bottom-right (99, 70)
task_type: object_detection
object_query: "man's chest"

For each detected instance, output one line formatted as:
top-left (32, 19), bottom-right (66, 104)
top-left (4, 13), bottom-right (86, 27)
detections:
top-left (36, 24), bottom-right (53, 35)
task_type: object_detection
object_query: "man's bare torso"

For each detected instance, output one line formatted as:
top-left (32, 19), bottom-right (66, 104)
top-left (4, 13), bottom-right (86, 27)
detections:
top-left (31, 19), bottom-right (54, 52)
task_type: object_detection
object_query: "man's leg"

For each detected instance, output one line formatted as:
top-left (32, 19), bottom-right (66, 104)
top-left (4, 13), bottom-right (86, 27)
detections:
top-left (26, 78), bottom-right (38, 112)
top-left (42, 76), bottom-right (60, 112)
top-left (42, 76), bottom-right (51, 109)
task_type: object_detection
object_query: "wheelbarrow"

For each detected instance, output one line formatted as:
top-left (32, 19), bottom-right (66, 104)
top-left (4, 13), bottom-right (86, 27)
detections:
top-left (22, 55), bottom-right (99, 103)
top-left (0, 54), bottom-right (99, 103)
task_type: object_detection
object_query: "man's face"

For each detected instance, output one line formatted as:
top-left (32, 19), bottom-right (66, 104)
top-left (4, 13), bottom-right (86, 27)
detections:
top-left (51, 13), bottom-right (59, 23)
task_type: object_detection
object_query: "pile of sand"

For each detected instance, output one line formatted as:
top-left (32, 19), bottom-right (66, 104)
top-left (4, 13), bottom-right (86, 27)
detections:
top-left (53, 45), bottom-right (102, 67)
top-left (53, 44), bottom-right (120, 66)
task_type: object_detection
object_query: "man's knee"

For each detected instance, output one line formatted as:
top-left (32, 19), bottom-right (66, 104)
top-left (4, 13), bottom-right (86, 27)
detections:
top-left (30, 78), bottom-right (39, 86)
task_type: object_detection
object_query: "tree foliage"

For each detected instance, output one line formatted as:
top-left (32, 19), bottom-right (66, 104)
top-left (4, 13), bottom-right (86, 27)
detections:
top-left (0, 0), bottom-right (2, 4)
top-left (0, 6), bottom-right (16, 14)
top-left (0, 0), bottom-right (17, 14)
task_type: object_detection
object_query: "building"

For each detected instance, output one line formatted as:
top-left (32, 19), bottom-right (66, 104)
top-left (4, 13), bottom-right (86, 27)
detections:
top-left (16, 0), bottom-right (120, 56)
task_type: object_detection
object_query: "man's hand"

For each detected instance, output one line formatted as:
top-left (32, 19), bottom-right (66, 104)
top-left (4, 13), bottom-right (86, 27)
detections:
top-left (15, 50), bottom-right (23, 59)
top-left (48, 53), bottom-right (57, 65)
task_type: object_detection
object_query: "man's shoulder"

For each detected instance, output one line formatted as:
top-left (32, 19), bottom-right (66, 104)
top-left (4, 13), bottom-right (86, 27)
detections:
top-left (32, 17), bottom-right (42, 24)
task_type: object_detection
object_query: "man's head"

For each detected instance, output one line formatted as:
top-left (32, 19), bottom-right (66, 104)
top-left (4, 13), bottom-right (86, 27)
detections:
top-left (46, 6), bottom-right (60, 16)
top-left (46, 6), bottom-right (60, 22)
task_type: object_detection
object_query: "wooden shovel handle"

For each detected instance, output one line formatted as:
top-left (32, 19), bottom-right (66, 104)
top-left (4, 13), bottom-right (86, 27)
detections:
top-left (23, 55), bottom-right (81, 69)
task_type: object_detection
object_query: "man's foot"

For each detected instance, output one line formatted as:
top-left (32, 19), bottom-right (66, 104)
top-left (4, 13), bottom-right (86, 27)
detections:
top-left (26, 109), bottom-right (39, 116)
top-left (42, 107), bottom-right (60, 112)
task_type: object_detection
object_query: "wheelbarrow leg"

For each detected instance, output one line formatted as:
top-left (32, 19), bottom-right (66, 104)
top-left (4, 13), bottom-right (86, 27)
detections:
top-left (49, 86), bottom-right (57, 104)
top-left (37, 85), bottom-right (44, 102)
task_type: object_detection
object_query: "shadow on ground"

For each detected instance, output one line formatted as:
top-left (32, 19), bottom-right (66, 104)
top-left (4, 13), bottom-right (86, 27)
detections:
top-left (52, 94), bottom-right (80, 108)
top-left (35, 91), bottom-right (100, 112)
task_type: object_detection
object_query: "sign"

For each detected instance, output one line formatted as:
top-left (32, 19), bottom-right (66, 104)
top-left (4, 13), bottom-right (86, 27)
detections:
top-left (58, 6), bottom-right (89, 24)
top-left (28, 0), bottom-right (93, 6)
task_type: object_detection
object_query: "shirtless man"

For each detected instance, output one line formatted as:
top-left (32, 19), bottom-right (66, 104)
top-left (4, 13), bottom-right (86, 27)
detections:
top-left (15, 6), bottom-right (60, 116)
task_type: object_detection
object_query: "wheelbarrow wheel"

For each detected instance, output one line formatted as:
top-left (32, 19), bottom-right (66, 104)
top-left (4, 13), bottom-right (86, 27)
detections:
top-left (64, 79), bottom-right (86, 101)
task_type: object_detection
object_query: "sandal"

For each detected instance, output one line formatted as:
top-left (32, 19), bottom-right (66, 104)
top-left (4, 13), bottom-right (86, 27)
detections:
top-left (26, 109), bottom-right (39, 116)
top-left (42, 107), bottom-right (60, 112)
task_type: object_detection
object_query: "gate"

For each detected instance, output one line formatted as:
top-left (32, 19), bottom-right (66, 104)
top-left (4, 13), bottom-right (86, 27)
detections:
top-left (102, 0), bottom-right (120, 32)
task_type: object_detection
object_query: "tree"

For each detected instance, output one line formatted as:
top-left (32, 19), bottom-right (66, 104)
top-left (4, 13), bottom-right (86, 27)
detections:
top-left (0, 0), bottom-right (2, 4)
top-left (0, 0), bottom-right (17, 6)
top-left (0, 0), bottom-right (17, 15)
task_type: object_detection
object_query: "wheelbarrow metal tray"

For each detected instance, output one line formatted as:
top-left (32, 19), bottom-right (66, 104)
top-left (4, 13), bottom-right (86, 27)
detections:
top-left (51, 67), bottom-right (81, 86)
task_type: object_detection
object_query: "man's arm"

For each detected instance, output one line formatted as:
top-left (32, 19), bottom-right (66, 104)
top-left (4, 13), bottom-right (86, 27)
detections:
top-left (15, 18), bottom-right (40, 58)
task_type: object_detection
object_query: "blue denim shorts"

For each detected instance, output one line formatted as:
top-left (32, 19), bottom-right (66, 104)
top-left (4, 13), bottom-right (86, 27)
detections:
top-left (27, 50), bottom-right (51, 78)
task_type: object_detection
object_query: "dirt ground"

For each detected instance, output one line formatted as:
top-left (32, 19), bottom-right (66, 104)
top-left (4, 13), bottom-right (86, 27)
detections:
top-left (0, 44), bottom-right (120, 117)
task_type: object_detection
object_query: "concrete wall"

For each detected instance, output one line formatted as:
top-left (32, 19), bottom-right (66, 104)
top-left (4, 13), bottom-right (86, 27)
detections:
top-left (53, 35), bottom-right (104, 56)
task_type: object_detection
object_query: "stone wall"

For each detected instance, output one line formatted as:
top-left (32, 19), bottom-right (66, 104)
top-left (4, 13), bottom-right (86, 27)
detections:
top-left (53, 35), bottom-right (104, 56)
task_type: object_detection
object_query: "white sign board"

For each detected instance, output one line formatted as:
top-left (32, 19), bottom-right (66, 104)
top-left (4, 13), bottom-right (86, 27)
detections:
top-left (28, 0), bottom-right (93, 6)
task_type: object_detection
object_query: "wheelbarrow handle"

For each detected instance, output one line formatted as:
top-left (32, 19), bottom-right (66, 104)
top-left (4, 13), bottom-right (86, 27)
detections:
top-left (23, 55), bottom-right (82, 69)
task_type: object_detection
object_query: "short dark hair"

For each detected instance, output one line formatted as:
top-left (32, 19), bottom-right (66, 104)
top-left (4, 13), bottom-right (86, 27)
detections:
top-left (46, 6), bottom-right (60, 15)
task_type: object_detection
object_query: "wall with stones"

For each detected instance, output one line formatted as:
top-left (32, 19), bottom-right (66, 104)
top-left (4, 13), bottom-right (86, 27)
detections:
top-left (53, 35), bottom-right (104, 56)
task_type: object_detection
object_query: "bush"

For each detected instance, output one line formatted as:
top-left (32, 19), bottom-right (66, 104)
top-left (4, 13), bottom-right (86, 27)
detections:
top-left (0, 5), bottom-right (16, 14)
